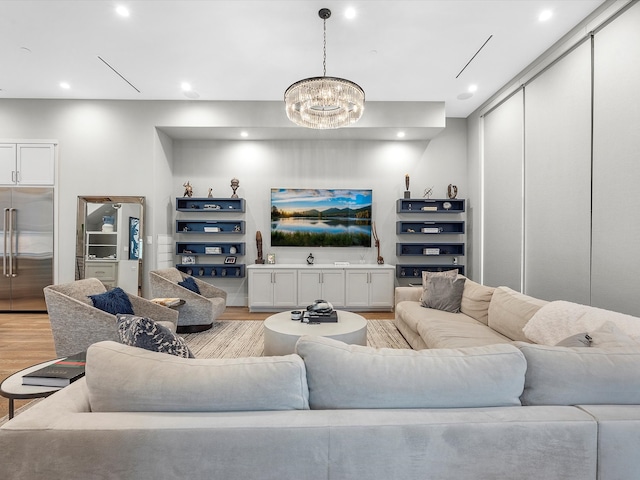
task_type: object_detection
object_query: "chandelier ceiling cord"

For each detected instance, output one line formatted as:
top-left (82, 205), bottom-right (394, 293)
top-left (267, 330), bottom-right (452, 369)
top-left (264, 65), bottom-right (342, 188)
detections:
top-left (284, 8), bottom-right (365, 129)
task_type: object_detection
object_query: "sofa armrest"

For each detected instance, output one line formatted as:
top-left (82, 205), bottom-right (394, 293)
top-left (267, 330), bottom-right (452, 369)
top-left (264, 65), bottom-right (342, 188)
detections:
top-left (193, 278), bottom-right (227, 300)
top-left (395, 286), bottom-right (422, 306)
top-left (128, 295), bottom-right (179, 326)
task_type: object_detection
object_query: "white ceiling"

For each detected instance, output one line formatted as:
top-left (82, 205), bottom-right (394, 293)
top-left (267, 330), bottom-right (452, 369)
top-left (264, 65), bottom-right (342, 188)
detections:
top-left (0, 0), bottom-right (605, 119)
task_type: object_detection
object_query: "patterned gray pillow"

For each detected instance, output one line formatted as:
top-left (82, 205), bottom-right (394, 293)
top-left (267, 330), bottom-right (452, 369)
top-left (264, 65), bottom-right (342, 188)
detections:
top-left (117, 314), bottom-right (194, 358)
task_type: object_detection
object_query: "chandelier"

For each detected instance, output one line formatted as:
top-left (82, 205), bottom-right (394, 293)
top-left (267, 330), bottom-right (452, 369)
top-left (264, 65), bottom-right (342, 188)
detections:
top-left (284, 8), bottom-right (365, 129)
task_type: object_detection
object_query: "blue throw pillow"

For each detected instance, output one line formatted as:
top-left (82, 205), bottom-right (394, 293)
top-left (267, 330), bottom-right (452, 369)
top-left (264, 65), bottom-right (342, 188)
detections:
top-left (117, 314), bottom-right (194, 358)
top-left (178, 276), bottom-right (200, 294)
top-left (89, 287), bottom-right (135, 315)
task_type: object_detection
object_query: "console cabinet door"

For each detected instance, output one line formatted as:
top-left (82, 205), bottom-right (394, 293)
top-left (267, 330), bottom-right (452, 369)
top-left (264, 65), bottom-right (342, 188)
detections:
top-left (345, 269), bottom-right (394, 308)
top-left (272, 270), bottom-right (297, 308)
top-left (368, 270), bottom-right (394, 308)
top-left (345, 270), bottom-right (370, 308)
top-left (297, 270), bottom-right (322, 306)
top-left (248, 269), bottom-right (275, 309)
top-left (321, 270), bottom-right (345, 307)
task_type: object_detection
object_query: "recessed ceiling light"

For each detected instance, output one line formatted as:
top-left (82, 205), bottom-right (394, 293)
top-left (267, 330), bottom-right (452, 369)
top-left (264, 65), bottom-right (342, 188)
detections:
top-left (397, 131), bottom-right (406, 138)
top-left (181, 82), bottom-right (192, 92)
top-left (345, 7), bottom-right (356, 19)
top-left (116, 5), bottom-right (130, 17)
top-left (59, 82), bottom-right (70, 90)
top-left (240, 131), bottom-right (249, 138)
top-left (468, 84), bottom-right (478, 93)
top-left (539, 10), bottom-right (553, 22)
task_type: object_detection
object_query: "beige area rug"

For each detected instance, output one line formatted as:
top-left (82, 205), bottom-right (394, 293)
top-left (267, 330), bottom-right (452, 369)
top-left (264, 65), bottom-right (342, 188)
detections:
top-left (182, 319), bottom-right (410, 358)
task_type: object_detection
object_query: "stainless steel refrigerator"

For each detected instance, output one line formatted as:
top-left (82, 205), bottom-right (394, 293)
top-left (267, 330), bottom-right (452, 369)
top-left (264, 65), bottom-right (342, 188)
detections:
top-left (0, 187), bottom-right (53, 311)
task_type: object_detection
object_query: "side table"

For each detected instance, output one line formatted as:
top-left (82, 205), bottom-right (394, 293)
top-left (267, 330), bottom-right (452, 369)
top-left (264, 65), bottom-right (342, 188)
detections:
top-left (0, 359), bottom-right (63, 419)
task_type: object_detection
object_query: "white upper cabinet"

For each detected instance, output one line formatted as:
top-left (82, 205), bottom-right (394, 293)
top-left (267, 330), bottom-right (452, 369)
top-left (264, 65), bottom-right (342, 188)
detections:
top-left (0, 143), bottom-right (55, 185)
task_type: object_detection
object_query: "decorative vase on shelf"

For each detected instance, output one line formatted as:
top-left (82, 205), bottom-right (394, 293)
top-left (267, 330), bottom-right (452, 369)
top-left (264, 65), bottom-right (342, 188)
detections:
top-left (101, 216), bottom-right (114, 232)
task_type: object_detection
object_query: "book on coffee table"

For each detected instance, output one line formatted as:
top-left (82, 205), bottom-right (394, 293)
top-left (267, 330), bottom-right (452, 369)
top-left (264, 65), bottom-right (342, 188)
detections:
top-left (22, 351), bottom-right (87, 387)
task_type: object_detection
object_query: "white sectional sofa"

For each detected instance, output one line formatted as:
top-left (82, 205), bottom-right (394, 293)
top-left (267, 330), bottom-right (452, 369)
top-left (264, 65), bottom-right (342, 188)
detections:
top-left (2, 335), bottom-right (640, 480)
top-left (394, 279), bottom-right (547, 349)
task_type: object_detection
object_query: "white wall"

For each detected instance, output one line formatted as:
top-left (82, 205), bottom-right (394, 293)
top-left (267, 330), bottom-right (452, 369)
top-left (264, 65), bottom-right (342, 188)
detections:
top-left (0, 99), bottom-right (465, 304)
top-left (172, 119), bottom-right (467, 305)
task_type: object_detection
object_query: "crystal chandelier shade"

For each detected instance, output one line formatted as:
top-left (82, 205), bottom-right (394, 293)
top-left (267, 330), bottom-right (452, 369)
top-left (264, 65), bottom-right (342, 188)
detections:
top-left (284, 8), bottom-right (365, 129)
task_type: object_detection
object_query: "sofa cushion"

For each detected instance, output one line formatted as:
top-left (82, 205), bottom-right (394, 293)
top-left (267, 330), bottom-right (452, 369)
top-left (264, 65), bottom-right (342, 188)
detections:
top-left (88, 287), bottom-right (134, 315)
top-left (487, 287), bottom-right (547, 342)
top-left (417, 314), bottom-right (512, 349)
top-left (178, 276), bottom-right (200, 294)
top-left (117, 314), bottom-right (194, 358)
top-left (86, 341), bottom-right (309, 412)
top-left (460, 279), bottom-right (495, 325)
top-left (515, 341), bottom-right (640, 405)
top-left (295, 335), bottom-right (526, 409)
top-left (421, 275), bottom-right (466, 313)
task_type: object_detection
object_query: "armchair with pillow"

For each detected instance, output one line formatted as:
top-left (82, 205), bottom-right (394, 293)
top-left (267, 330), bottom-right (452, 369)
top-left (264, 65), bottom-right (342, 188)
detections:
top-left (149, 268), bottom-right (227, 333)
top-left (44, 278), bottom-right (179, 357)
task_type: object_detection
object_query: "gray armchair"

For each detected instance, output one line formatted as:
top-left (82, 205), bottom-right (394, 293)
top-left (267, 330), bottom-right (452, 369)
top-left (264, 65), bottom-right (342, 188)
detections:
top-left (44, 278), bottom-right (179, 357)
top-left (149, 268), bottom-right (227, 333)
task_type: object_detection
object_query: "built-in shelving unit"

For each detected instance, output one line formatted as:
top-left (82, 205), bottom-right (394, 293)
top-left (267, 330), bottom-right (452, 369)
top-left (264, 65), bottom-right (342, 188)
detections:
top-left (395, 198), bottom-right (466, 279)
top-left (85, 232), bottom-right (118, 260)
top-left (175, 197), bottom-right (246, 278)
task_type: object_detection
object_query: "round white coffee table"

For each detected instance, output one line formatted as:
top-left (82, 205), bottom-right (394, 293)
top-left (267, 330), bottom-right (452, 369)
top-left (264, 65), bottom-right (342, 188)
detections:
top-left (263, 310), bottom-right (367, 356)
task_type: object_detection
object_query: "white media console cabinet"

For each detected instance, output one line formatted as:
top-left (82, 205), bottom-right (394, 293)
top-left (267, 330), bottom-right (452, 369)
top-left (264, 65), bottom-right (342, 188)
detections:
top-left (247, 264), bottom-right (395, 312)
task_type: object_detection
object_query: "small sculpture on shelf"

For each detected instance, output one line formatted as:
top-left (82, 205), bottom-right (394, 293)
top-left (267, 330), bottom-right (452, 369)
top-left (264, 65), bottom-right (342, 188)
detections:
top-left (207, 188), bottom-right (213, 198)
top-left (230, 178), bottom-right (240, 198)
top-left (183, 181), bottom-right (193, 197)
top-left (255, 230), bottom-right (265, 264)
top-left (307, 253), bottom-right (315, 265)
top-left (423, 186), bottom-right (434, 199)
top-left (404, 174), bottom-right (411, 199)
top-left (372, 222), bottom-right (384, 265)
top-left (447, 184), bottom-right (458, 199)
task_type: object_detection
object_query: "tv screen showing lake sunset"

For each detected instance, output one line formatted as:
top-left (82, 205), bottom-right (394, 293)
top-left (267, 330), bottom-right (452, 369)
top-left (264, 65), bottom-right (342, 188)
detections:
top-left (271, 188), bottom-right (372, 247)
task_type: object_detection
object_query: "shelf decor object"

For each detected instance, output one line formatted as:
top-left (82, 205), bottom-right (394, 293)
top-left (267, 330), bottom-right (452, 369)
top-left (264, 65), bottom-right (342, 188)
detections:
top-left (284, 8), bottom-right (364, 130)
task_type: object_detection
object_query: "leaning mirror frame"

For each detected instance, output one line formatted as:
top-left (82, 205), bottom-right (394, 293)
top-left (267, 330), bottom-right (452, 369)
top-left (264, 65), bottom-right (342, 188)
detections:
top-left (76, 196), bottom-right (145, 296)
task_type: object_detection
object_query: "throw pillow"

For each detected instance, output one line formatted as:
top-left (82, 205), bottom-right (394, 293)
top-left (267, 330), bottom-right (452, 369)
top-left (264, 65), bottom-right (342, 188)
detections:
top-left (421, 274), bottom-right (466, 313)
top-left (117, 314), bottom-right (194, 358)
top-left (178, 276), bottom-right (200, 294)
top-left (419, 269), bottom-right (458, 305)
top-left (89, 287), bottom-right (134, 315)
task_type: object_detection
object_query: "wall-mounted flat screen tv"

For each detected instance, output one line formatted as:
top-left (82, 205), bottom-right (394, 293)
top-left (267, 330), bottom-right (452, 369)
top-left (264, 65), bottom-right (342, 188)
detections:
top-left (271, 188), bottom-right (372, 247)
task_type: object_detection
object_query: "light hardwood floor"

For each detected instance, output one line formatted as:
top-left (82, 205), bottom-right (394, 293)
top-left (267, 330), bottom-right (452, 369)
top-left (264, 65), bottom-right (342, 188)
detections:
top-left (0, 308), bottom-right (393, 419)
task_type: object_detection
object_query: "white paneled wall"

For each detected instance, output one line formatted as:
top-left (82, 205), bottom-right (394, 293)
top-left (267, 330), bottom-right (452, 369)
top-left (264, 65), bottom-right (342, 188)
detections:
top-left (524, 40), bottom-right (592, 304)
top-left (591, 1), bottom-right (640, 315)
top-left (482, 90), bottom-right (524, 290)
top-left (478, 2), bottom-right (640, 315)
